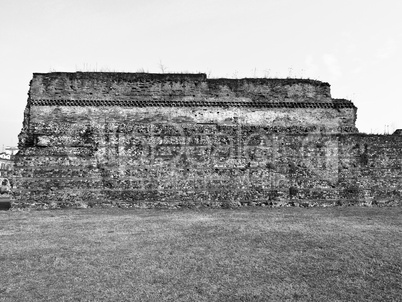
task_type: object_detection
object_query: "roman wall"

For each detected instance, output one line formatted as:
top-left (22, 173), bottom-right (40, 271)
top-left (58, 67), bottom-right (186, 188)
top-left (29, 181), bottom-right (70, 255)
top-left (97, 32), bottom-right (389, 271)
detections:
top-left (12, 72), bottom-right (401, 208)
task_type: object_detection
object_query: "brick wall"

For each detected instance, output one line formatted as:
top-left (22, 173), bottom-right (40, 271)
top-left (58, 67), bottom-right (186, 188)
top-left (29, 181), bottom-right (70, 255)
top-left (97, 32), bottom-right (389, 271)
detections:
top-left (12, 73), bottom-right (401, 208)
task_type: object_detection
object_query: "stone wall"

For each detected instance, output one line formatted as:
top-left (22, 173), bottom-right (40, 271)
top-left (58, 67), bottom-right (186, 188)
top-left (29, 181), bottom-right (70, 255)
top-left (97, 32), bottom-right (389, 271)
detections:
top-left (338, 134), bottom-right (402, 203)
top-left (12, 72), bottom-right (401, 208)
top-left (30, 72), bottom-right (332, 102)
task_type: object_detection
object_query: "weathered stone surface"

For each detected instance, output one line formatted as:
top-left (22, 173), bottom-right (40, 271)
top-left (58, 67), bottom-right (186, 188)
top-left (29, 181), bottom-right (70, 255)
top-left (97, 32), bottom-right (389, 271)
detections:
top-left (12, 72), bottom-right (401, 209)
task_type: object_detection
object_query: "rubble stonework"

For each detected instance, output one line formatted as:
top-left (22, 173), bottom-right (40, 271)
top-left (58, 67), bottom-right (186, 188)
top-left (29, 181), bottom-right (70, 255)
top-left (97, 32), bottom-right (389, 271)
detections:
top-left (13, 72), bottom-right (402, 208)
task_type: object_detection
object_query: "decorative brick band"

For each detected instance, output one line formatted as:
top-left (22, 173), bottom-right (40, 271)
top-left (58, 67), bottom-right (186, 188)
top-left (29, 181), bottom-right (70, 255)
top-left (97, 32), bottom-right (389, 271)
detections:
top-left (29, 99), bottom-right (356, 108)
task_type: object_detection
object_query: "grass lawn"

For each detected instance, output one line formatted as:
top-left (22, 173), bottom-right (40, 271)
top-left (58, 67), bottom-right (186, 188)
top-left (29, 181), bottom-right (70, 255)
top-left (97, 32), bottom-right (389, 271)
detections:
top-left (0, 207), bottom-right (401, 302)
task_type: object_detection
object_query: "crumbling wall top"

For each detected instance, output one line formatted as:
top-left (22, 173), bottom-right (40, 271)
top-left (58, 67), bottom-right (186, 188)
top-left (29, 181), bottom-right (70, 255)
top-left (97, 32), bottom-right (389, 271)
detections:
top-left (32, 72), bottom-right (329, 86)
top-left (33, 72), bottom-right (208, 82)
top-left (29, 72), bottom-right (333, 103)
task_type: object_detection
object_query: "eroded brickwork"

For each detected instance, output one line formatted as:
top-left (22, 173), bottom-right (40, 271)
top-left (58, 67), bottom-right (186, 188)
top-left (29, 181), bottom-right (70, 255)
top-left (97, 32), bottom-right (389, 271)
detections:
top-left (13, 72), bottom-right (401, 208)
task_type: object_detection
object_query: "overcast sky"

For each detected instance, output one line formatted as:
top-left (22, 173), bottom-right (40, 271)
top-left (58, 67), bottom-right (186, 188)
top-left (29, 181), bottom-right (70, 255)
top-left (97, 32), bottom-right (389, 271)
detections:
top-left (0, 0), bottom-right (401, 149)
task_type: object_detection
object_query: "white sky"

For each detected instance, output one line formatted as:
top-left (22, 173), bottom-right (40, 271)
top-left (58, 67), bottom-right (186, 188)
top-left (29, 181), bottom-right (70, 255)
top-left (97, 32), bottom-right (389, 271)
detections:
top-left (1, 0), bottom-right (401, 148)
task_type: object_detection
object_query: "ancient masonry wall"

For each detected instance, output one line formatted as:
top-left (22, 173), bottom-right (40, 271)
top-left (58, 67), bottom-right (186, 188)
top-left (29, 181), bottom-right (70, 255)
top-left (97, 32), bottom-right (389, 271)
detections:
top-left (13, 72), bottom-right (401, 208)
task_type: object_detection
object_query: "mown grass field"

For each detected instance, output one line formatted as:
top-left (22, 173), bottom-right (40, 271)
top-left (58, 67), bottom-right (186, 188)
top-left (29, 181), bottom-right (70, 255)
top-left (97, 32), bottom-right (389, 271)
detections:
top-left (0, 207), bottom-right (401, 301)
